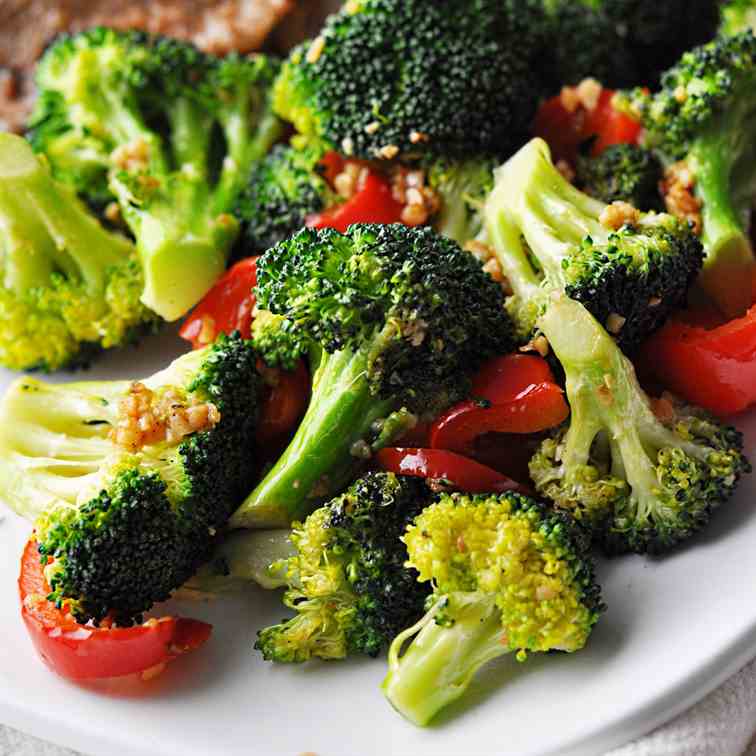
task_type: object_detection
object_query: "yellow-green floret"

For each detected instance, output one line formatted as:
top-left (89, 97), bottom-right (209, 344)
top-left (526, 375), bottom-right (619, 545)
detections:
top-left (381, 491), bottom-right (603, 726)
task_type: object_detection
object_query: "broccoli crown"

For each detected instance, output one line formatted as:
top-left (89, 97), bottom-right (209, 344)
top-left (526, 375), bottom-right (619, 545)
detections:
top-left (484, 138), bottom-right (703, 352)
top-left (273, 0), bottom-right (547, 161)
top-left (234, 142), bottom-right (337, 256)
top-left (251, 309), bottom-right (310, 371)
top-left (0, 133), bottom-right (157, 372)
top-left (29, 27), bottom-right (283, 322)
top-left (382, 490), bottom-right (602, 726)
top-left (543, 0), bottom-right (721, 89)
top-left (256, 223), bottom-right (514, 412)
top-left (575, 144), bottom-right (663, 211)
top-left (529, 294), bottom-right (751, 556)
top-left (426, 156), bottom-right (496, 246)
top-left (0, 333), bottom-right (262, 624)
top-left (721, 0), bottom-right (756, 36)
top-left (255, 472), bottom-right (432, 662)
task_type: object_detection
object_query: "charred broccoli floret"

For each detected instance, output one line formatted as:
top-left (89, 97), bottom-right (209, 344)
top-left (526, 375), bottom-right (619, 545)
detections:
top-left (484, 138), bottom-right (703, 350)
top-left (231, 224), bottom-right (514, 527)
top-left (273, 0), bottom-right (547, 161)
top-left (0, 333), bottom-right (262, 624)
top-left (256, 472), bottom-right (432, 662)
top-left (528, 294), bottom-right (751, 555)
top-left (382, 491), bottom-right (603, 726)
top-left (29, 28), bottom-right (283, 320)
top-left (575, 144), bottom-right (663, 211)
top-left (234, 142), bottom-right (337, 256)
top-left (626, 32), bottom-right (756, 316)
top-left (0, 133), bottom-right (156, 371)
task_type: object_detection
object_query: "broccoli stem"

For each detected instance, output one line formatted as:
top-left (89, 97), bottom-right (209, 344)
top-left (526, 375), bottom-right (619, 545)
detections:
top-left (382, 594), bottom-right (506, 727)
top-left (691, 125), bottom-right (756, 317)
top-left (0, 135), bottom-right (133, 292)
top-left (231, 347), bottom-right (397, 528)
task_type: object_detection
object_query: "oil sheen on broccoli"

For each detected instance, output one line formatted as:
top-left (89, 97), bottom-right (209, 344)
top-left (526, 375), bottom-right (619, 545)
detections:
top-left (382, 491), bottom-right (603, 726)
top-left (28, 27), bottom-right (283, 320)
top-left (231, 224), bottom-right (514, 527)
top-left (626, 32), bottom-right (756, 317)
top-left (484, 138), bottom-right (703, 351)
top-left (0, 333), bottom-right (262, 624)
top-left (273, 0), bottom-right (546, 160)
top-left (256, 472), bottom-right (432, 662)
top-left (0, 133), bottom-right (157, 372)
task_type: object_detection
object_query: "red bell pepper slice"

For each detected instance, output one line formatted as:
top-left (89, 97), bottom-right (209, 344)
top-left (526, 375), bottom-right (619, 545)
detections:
top-left (375, 447), bottom-right (529, 495)
top-left (640, 305), bottom-right (756, 416)
top-left (430, 355), bottom-right (568, 454)
top-left (179, 257), bottom-right (259, 349)
top-left (256, 359), bottom-right (311, 444)
top-left (306, 172), bottom-right (405, 232)
top-left (19, 539), bottom-right (211, 681)
top-left (533, 88), bottom-right (641, 165)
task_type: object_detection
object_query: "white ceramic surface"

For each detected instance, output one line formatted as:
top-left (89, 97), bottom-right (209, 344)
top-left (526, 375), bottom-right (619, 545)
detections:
top-left (0, 328), bottom-right (754, 756)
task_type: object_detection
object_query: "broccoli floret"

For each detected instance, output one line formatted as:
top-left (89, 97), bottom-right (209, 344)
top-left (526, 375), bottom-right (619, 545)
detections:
top-left (381, 491), bottom-right (603, 726)
top-left (231, 224), bottom-right (514, 527)
top-left (256, 472), bottom-right (432, 662)
top-left (29, 28), bottom-right (283, 321)
top-left (484, 138), bottom-right (703, 351)
top-left (0, 133), bottom-right (157, 372)
top-left (426, 157), bottom-right (496, 246)
top-left (234, 142), bottom-right (338, 256)
top-left (273, 0), bottom-right (547, 161)
top-left (543, 0), bottom-right (721, 88)
top-left (575, 144), bottom-right (663, 211)
top-left (721, 0), bottom-right (756, 36)
top-left (626, 32), bottom-right (756, 317)
top-left (0, 333), bottom-right (262, 624)
top-left (528, 294), bottom-right (751, 555)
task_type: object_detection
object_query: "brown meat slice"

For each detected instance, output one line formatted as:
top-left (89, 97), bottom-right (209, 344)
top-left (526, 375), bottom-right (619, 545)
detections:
top-left (0, 0), bottom-right (294, 132)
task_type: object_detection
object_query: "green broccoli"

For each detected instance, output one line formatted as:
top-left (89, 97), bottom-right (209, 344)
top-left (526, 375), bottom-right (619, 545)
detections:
top-left (381, 491), bottom-right (603, 726)
top-left (234, 142), bottom-right (337, 256)
top-left (721, 0), bottom-right (756, 36)
top-left (28, 28), bottom-right (283, 321)
top-left (272, 0), bottom-right (547, 161)
top-left (484, 138), bottom-right (703, 350)
top-left (626, 32), bottom-right (756, 317)
top-left (0, 133), bottom-right (157, 372)
top-left (528, 293), bottom-right (751, 555)
top-left (543, 0), bottom-right (721, 88)
top-left (231, 224), bottom-right (514, 527)
top-left (0, 333), bottom-right (262, 624)
top-left (575, 144), bottom-right (663, 211)
top-left (256, 472), bottom-right (432, 662)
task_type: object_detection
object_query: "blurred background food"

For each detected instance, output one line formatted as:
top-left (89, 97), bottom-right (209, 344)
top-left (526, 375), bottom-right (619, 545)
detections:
top-left (0, 0), bottom-right (340, 132)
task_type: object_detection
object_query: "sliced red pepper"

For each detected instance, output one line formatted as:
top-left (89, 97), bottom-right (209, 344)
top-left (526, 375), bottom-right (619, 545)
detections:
top-left (533, 88), bottom-right (641, 165)
top-left (179, 257), bottom-right (258, 349)
top-left (256, 359), bottom-right (311, 444)
top-left (19, 539), bottom-right (211, 681)
top-left (640, 305), bottom-right (756, 416)
top-left (318, 151), bottom-right (346, 186)
top-left (472, 354), bottom-right (557, 402)
top-left (430, 384), bottom-right (569, 455)
top-left (375, 447), bottom-right (529, 495)
top-left (306, 171), bottom-right (405, 232)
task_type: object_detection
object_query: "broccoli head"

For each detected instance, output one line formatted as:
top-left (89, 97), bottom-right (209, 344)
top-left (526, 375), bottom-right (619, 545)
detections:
top-left (528, 294), bottom-right (751, 555)
top-left (721, 0), bottom-right (756, 36)
top-left (231, 223), bottom-right (514, 527)
top-left (484, 138), bottom-right (703, 350)
top-left (382, 491), bottom-right (603, 726)
top-left (0, 133), bottom-right (157, 372)
top-left (543, 0), bottom-right (721, 89)
top-left (256, 472), bottom-right (432, 662)
top-left (575, 144), bottom-right (663, 211)
top-left (234, 142), bottom-right (337, 256)
top-left (273, 0), bottom-right (547, 161)
top-left (0, 333), bottom-right (262, 624)
top-left (626, 32), bottom-right (756, 317)
top-left (29, 27), bottom-right (283, 321)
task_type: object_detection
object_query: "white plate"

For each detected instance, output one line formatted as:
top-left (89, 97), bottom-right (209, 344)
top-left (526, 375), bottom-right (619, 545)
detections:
top-left (0, 328), bottom-right (754, 756)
